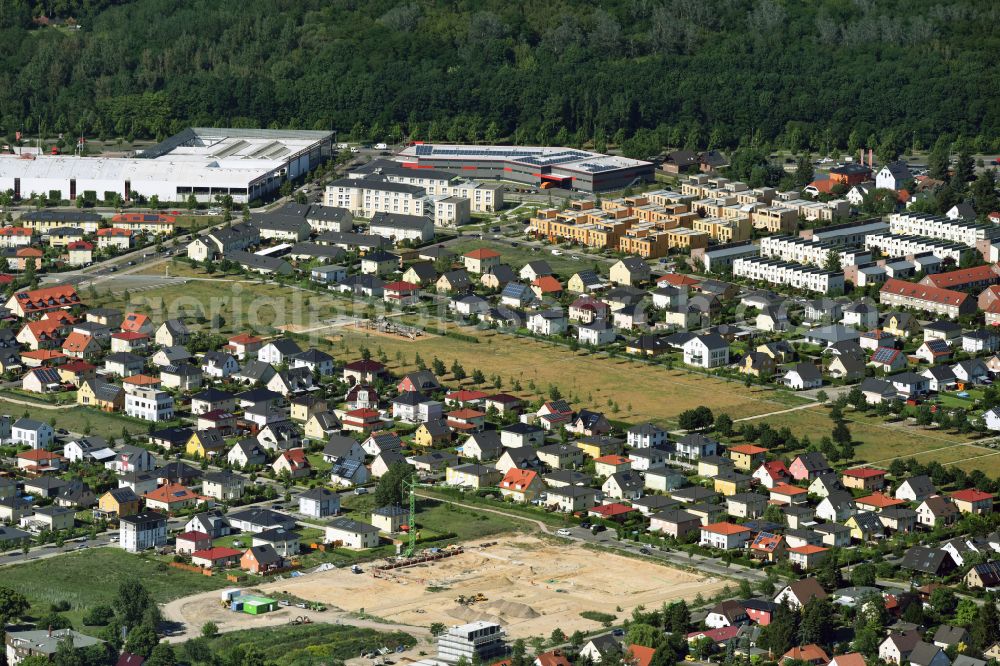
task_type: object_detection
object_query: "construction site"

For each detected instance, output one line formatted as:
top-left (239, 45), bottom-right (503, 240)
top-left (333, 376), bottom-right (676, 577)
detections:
top-left (255, 534), bottom-right (726, 639)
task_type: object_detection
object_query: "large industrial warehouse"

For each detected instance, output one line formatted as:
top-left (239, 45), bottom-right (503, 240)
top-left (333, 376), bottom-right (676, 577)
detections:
top-left (395, 143), bottom-right (654, 192)
top-left (0, 128), bottom-right (333, 204)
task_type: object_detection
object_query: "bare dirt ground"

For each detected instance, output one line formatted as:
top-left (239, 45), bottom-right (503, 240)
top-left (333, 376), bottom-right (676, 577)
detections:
top-left (273, 535), bottom-right (721, 638)
top-left (162, 536), bottom-right (724, 641)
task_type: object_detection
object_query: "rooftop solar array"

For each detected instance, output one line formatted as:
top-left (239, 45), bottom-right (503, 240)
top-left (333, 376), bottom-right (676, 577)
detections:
top-left (402, 143), bottom-right (651, 173)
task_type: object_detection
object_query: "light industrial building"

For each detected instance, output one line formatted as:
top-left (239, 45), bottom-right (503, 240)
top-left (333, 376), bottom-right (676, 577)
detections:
top-left (0, 128), bottom-right (332, 204)
top-left (396, 143), bottom-right (654, 192)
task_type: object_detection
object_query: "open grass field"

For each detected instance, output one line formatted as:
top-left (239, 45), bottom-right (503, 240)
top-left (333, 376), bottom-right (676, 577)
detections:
top-left (0, 398), bottom-right (143, 439)
top-left (3, 548), bottom-right (230, 631)
top-left (326, 326), bottom-right (803, 424)
top-left (96, 268), bottom-right (808, 425)
top-left (755, 405), bottom-right (996, 472)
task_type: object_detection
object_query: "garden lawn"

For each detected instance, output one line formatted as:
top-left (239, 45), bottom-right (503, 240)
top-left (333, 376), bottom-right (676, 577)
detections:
top-left (2, 547), bottom-right (230, 632)
top-left (195, 623), bottom-right (416, 666)
top-left (0, 398), bottom-right (147, 440)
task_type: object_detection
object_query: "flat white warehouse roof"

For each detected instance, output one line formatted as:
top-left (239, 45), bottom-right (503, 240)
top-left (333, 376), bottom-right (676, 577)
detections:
top-left (0, 128), bottom-right (333, 190)
top-left (0, 155), bottom-right (277, 188)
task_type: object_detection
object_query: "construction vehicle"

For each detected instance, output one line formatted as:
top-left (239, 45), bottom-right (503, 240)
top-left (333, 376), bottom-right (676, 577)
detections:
top-left (289, 616), bottom-right (312, 625)
top-left (351, 565), bottom-right (363, 574)
top-left (474, 593), bottom-right (487, 602)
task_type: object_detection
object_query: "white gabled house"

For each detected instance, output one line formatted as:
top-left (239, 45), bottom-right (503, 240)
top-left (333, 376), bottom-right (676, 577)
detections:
top-left (682, 333), bottom-right (729, 369)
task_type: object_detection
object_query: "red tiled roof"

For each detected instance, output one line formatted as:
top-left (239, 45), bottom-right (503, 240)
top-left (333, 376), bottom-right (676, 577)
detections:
top-left (61, 360), bottom-right (95, 373)
top-left (702, 522), bottom-right (751, 536)
top-left (729, 444), bottom-right (768, 455)
top-left (595, 455), bottom-right (631, 465)
top-left (657, 274), bottom-right (700, 287)
top-left (192, 547), bottom-right (242, 561)
top-left (782, 645), bottom-right (829, 663)
top-left (951, 488), bottom-right (994, 503)
top-left (881, 278), bottom-right (971, 307)
top-left (17, 449), bottom-right (61, 461)
top-left (856, 492), bottom-right (904, 508)
top-left (788, 545), bottom-right (828, 555)
top-left (96, 227), bottom-right (132, 237)
top-left (924, 264), bottom-right (1000, 289)
top-left (500, 468), bottom-right (539, 491)
top-left (531, 276), bottom-right (563, 293)
top-left (11, 285), bottom-right (80, 314)
top-left (384, 280), bottom-right (419, 292)
top-left (176, 530), bottom-right (211, 541)
top-left (448, 408), bottom-right (486, 420)
top-left (464, 248), bottom-right (501, 260)
top-left (626, 645), bottom-right (655, 666)
top-left (589, 503), bottom-right (635, 518)
top-left (843, 467), bottom-right (885, 479)
top-left (771, 483), bottom-right (807, 496)
top-left (144, 483), bottom-right (198, 504)
top-left (446, 390), bottom-right (488, 401)
top-left (808, 178), bottom-right (836, 194)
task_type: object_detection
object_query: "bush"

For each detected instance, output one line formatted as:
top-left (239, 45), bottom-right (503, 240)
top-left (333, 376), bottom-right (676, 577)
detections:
top-left (579, 610), bottom-right (616, 623)
top-left (82, 605), bottom-right (115, 626)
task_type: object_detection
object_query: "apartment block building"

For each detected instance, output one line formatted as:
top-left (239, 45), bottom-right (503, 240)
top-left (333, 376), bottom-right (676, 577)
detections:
top-left (350, 160), bottom-right (503, 212)
top-left (692, 216), bottom-right (752, 243)
top-left (864, 233), bottom-right (970, 264)
top-left (782, 198), bottom-right (850, 222)
top-left (760, 236), bottom-right (870, 268)
top-left (751, 206), bottom-right (799, 233)
top-left (732, 257), bottom-right (845, 294)
top-left (326, 176), bottom-right (428, 218)
top-left (619, 226), bottom-right (671, 258)
top-left (529, 208), bottom-right (632, 249)
top-left (431, 195), bottom-right (471, 227)
top-left (667, 228), bottom-right (710, 250)
top-left (879, 278), bottom-right (976, 318)
top-left (691, 241), bottom-right (760, 273)
top-left (801, 218), bottom-right (889, 245)
top-left (889, 212), bottom-right (1000, 247)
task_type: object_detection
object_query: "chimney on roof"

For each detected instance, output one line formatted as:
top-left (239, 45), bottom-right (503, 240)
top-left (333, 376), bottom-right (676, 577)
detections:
top-left (869, 149), bottom-right (873, 169)
top-left (859, 148), bottom-right (863, 164)
top-left (48, 626), bottom-right (52, 637)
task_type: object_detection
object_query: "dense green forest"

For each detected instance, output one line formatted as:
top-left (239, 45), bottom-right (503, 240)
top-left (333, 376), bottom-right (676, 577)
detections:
top-left (2, 0), bottom-right (1000, 156)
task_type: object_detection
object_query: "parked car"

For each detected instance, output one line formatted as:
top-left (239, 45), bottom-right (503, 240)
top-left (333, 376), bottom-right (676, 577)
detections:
top-left (556, 528), bottom-right (572, 537)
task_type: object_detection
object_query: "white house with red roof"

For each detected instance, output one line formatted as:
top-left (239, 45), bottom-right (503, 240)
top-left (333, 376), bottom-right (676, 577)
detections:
top-left (699, 522), bottom-right (751, 550)
top-left (383, 281), bottom-right (420, 306)
top-left (175, 530), bottom-right (212, 554)
top-left (950, 488), bottom-right (994, 515)
top-left (272, 448), bottom-right (311, 479)
top-left (752, 460), bottom-right (790, 489)
top-left (499, 468), bottom-right (545, 503)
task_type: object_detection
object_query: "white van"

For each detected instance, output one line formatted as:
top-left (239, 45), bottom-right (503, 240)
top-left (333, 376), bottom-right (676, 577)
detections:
top-left (374, 143), bottom-right (388, 150)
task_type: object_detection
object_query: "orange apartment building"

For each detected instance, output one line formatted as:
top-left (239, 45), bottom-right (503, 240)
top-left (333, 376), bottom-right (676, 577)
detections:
top-left (692, 217), bottom-right (752, 243)
top-left (529, 209), bottom-right (633, 250)
top-left (751, 206), bottom-right (799, 233)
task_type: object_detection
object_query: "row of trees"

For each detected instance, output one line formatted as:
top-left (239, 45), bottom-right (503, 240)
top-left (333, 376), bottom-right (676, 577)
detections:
top-left (2, 1), bottom-right (1000, 154)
